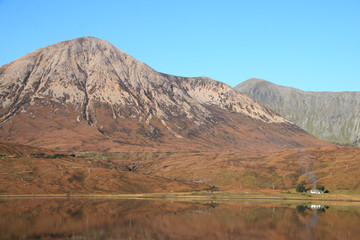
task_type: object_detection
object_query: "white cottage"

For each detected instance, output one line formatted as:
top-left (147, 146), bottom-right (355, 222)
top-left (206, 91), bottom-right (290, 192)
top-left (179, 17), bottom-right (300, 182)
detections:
top-left (309, 189), bottom-right (322, 194)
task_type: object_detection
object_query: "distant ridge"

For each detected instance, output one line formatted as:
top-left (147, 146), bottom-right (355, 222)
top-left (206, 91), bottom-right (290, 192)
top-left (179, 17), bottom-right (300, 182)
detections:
top-left (235, 78), bottom-right (360, 146)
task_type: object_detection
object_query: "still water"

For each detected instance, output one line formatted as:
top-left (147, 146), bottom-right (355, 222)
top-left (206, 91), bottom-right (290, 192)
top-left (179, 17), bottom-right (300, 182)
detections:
top-left (0, 198), bottom-right (359, 240)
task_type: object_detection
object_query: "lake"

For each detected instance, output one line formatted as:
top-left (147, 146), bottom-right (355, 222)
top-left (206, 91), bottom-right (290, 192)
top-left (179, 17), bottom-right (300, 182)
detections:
top-left (0, 198), bottom-right (359, 239)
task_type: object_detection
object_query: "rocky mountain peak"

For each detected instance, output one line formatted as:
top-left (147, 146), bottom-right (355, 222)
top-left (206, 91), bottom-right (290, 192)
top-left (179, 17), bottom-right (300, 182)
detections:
top-left (0, 37), bottom-right (285, 126)
top-left (0, 37), bottom-right (330, 152)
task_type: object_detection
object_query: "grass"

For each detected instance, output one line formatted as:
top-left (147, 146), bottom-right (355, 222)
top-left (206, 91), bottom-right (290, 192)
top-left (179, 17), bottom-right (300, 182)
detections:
top-left (1, 190), bottom-right (360, 205)
top-left (2, 142), bottom-right (360, 199)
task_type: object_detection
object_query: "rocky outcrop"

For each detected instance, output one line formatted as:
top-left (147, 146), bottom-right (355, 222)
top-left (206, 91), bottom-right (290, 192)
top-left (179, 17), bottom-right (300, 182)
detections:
top-left (0, 37), bottom-right (330, 152)
top-left (235, 78), bottom-right (360, 146)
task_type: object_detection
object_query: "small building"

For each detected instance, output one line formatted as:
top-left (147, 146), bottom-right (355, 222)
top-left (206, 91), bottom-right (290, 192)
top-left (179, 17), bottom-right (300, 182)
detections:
top-left (309, 189), bottom-right (322, 194)
top-left (310, 205), bottom-right (322, 209)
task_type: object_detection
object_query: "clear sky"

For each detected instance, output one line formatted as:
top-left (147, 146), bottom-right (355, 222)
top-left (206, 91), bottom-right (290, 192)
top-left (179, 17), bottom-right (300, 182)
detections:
top-left (0, 0), bottom-right (359, 91)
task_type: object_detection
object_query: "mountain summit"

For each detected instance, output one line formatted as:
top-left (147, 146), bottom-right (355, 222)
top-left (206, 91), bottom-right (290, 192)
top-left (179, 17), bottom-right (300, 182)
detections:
top-left (0, 37), bottom-right (329, 151)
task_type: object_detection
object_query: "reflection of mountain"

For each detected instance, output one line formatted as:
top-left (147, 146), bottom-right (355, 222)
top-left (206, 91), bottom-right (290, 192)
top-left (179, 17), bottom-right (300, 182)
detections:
top-left (0, 37), bottom-right (329, 152)
top-left (235, 78), bottom-right (360, 146)
top-left (0, 199), bottom-right (358, 240)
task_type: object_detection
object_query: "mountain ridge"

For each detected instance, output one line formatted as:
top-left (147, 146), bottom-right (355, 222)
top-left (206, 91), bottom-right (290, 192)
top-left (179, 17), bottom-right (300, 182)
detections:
top-left (235, 78), bottom-right (360, 146)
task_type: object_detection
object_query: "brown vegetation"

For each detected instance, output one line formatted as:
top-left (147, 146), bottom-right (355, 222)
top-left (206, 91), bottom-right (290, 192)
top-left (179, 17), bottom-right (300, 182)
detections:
top-left (1, 141), bottom-right (359, 194)
top-left (91, 145), bottom-right (360, 192)
top-left (0, 142), bottom-right (206, 194)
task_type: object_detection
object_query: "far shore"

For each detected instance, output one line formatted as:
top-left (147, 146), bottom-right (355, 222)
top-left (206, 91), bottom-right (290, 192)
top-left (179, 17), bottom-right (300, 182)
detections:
top-left (1, 191), bottom-right (360, 204)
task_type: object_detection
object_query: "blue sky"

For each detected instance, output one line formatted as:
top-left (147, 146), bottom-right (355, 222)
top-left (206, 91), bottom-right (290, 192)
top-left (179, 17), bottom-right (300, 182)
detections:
top-left (0, 0), bottom-right (359, 91)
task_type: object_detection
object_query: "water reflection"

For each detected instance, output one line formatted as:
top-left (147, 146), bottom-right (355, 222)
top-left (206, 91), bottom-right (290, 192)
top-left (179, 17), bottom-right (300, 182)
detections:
top-left (295, 204), bottom-right (331, 240)
top-left (296, 204), bottom-right (329, 214)
top-left (0, 198), bottom-right (359, 239)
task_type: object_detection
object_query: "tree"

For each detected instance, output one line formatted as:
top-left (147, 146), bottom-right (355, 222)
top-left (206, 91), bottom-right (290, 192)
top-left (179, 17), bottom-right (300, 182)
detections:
top-left (296, 182), bottom-right (306, 192)
top-left (209, 186), bottom-right (219, 193)
top-left (316, 185), bottom-right (325, 191)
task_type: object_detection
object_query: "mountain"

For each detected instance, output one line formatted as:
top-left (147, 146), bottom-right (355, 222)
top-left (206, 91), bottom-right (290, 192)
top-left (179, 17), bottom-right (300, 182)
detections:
top-left (0, 37), bottom-right (329, 152)
top-left (235, 78), bottom-right (360, 146)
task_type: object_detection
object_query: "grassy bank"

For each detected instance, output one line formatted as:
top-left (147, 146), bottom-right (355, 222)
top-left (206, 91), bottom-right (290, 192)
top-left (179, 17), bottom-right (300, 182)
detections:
top-left (1, 190), bottom-right (360, 204)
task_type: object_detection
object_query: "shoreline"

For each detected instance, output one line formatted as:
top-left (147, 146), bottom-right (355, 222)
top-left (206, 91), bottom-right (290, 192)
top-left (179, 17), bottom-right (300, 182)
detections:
top-left (1, 191), bottom-right (360, 203)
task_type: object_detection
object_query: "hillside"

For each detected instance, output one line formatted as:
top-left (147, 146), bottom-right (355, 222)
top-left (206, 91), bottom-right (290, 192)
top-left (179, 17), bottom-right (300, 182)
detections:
top-left (235, 78), bottom-right (360, 146)
top-left (2, 141), bottom-right (360, 193)
top-left (0, 141), bottom-right (205, 194)
top-left (99, 146), bottom-right (360, 191)
top-left (0, 37), bottom-right (329, 152)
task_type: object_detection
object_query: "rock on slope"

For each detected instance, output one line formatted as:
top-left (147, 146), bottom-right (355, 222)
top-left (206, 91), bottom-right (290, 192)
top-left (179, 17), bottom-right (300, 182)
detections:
top-left (235, 78), bottom-right (360, 146)
top-left (0, 37), bottom-right (329, 152)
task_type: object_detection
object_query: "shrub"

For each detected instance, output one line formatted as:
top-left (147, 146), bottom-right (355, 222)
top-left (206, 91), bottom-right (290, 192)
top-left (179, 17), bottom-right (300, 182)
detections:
top-left (209, 186), bottom-right (219, 193)
top-left (296, 182), bottom-right (306, 192)
top-left (68, 171), bottom-right (86, 184)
